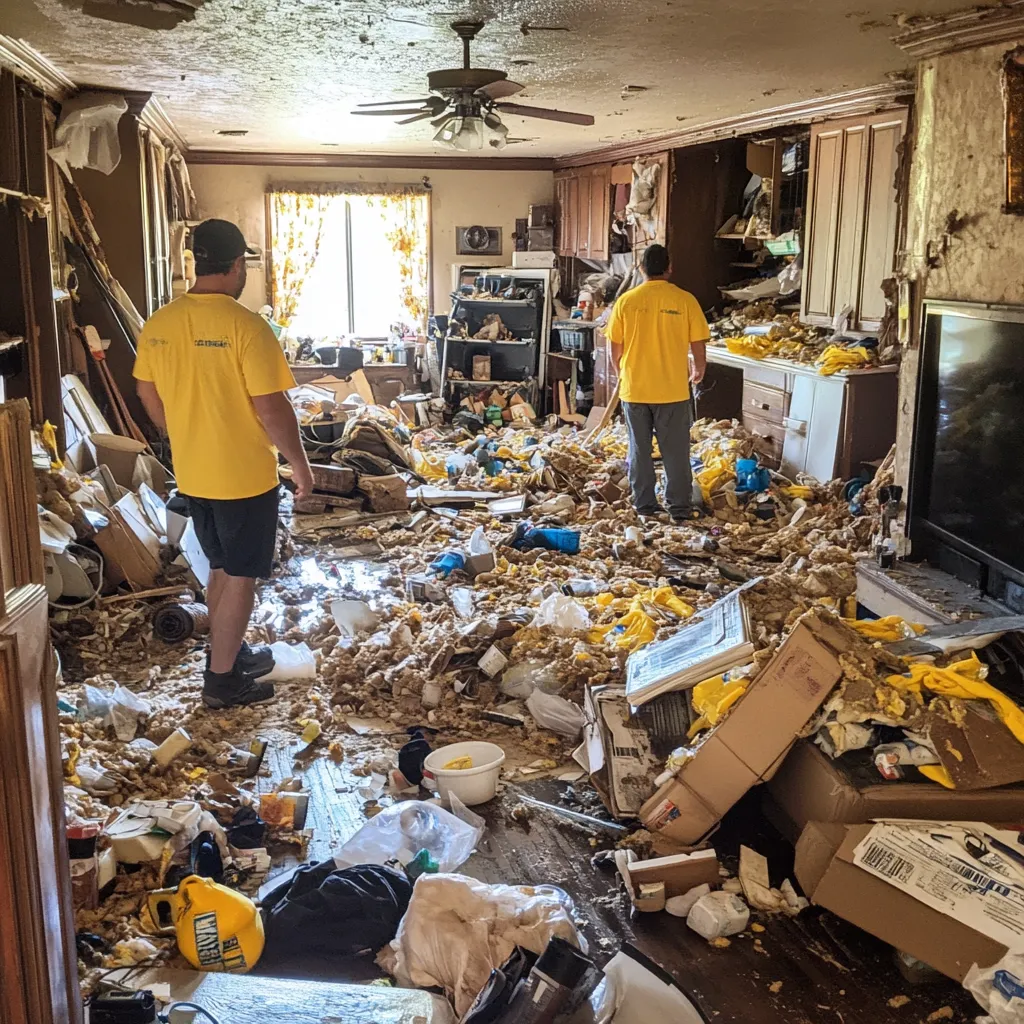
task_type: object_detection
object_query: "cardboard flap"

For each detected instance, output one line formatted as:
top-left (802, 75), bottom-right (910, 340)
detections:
top-left (928, 706), bottom-right (1024, 790)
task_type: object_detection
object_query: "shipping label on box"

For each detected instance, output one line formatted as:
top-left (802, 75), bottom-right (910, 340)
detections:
top-left (852, 822), bottom-right (1024, 950)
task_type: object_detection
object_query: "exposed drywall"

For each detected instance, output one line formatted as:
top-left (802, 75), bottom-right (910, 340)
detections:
top-left (896, 41), bottom-right (1024, 491)
top-left (188, 163), bottom-right (553, 316)
top-left (906, 43), bottom-right (1024, 303)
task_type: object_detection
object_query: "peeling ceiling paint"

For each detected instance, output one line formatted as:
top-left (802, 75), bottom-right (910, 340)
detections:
top-left (1, 0), bottom-right (976, 157)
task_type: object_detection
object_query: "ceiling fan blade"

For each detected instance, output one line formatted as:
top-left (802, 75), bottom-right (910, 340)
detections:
top-left (357, 98), bottom-right (434, 108)
top-left (432, 113), bottom-right (454, 127)
top-left (351, 108), bottom-right (431, 117)
top-left (477, 79), bottom-right (525, 101)
top-left (397, 110), bottom-right (439, 125)
top-left (495, 102), bottom-right (595, 126)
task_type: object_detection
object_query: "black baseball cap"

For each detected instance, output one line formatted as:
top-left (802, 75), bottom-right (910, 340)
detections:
top-left (192, 219), bottom-right (256, 263)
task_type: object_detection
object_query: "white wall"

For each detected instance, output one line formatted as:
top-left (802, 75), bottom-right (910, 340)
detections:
top-left (188, 163), bottom-right (554, 316)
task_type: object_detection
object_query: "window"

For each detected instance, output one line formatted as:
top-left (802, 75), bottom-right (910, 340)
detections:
top-left (267, 186), bottom-right (430, 340)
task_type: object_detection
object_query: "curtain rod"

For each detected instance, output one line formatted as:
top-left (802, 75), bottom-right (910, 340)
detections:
top-left (267, 179), bottom-right (431, 196)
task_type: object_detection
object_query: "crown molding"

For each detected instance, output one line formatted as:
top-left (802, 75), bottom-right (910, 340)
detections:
top-left (894, 1), bottom-right (1024, 59)
top-left (553, 82), bottom-right (913, 168)
top-left (0, 35), bottom-right (75, 98)
top-left (139, 97), bottom-right (188, 153)
top-left (186, 150), bottom-right (556, 171)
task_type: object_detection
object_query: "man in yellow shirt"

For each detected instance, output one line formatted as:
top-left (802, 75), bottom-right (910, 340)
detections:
top-left (134, 219), bottom-right (313, 709)
top-left (605, 244), bottom-right (708, 522)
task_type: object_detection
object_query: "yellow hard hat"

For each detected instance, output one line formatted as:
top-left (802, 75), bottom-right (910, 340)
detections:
top-left (146, 874), bottom-right (264, 973)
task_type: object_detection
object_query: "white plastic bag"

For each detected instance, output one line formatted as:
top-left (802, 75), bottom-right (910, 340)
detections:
top-left (687, 892), bottom-right (750, 939)
top-left (110, 684), bottom-right (152, 742)
top-left (331, 599), bottom-right (382, 637)
top-left (263, 641), bottom-right (317, 681)
top-left (48, 91), bottom-right (128, 178)
top-left (333, 799), bottom-right (483, 874)
top-left (965, 952), bottom-right (1024, 1024)
top-left (499, 659), bottom-right (560, 699)
top-left (468, 527), bottom-right (493, 556)
top-left (533, 593), bottom-right (590, 634)
top-left (527, 689), bottom-right (585, 738)
top-left (378, 873), bottom-right (585, 1016)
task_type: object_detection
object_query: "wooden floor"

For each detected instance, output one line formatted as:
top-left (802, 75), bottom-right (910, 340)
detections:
top-left (248, 743), bottom-right (977, 1024)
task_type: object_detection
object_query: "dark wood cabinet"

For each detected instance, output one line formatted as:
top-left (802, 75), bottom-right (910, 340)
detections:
top-left (802, 110), bottom-right (907, 332)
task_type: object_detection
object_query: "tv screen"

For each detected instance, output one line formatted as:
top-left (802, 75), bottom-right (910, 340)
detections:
top-left (923, 308), bottom-right (1024, 575)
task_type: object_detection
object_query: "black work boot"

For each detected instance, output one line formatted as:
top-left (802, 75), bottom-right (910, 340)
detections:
top-left (202, 667), bottom-right (275, 709)
top-left (205, 641), bottom-right (275, 679)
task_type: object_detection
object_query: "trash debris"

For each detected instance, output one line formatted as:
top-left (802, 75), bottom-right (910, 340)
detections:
top-left (687, 892), bottom-right (750, 940)
top-left (378, 873), bottom-right (586, 1016)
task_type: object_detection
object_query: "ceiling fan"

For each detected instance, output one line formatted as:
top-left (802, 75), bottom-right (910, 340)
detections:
top-left (351, 20), bottom-right (595, 150)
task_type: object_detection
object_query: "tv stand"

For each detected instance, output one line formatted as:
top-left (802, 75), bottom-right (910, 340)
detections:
top-left (856, 558), bottom-right (1009, 625)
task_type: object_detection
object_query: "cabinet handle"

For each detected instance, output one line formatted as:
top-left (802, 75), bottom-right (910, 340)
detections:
top-left (783, 417), bottom-right (807, 434)
top-left (750, 399), bottom-right (771, 411)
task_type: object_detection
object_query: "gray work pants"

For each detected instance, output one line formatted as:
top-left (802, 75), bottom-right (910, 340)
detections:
top-left (622, 400), bottom-right (693, 515)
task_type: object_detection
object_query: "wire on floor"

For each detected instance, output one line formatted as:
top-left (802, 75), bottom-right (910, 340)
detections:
top-left (162, 1002), bottom-right (222, 1024)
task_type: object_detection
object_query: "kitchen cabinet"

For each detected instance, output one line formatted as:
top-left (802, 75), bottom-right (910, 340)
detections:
top-left (802, 109), bottom-right (907, 332)
top-left (700, 347), bottom-right (898, 481)
top-left (555, 163), bottom-right (611, 260)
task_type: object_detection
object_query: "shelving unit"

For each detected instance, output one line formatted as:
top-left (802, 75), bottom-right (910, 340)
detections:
top-left (440, 268), bottom-right (554, 413)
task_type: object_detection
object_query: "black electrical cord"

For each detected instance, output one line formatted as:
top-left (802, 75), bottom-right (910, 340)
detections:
top-left (162, 1002), bottom-right (222, 1024)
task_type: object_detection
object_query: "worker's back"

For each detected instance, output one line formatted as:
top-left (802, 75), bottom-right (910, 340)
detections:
top-left (133, 292), bottom-right (294, 499)
top-left (605, 279), bottom-right (708, 405)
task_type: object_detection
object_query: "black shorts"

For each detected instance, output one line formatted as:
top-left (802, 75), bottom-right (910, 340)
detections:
top-left (185, 486), bottom-right (280, 579)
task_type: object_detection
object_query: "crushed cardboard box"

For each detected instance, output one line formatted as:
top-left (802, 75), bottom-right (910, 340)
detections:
top-left (795, 820), bottom-right (1011, 982)
top-left (640, 612), bottom-right (850, 845)
top-left (764, 740), bottom-right (1024, 841)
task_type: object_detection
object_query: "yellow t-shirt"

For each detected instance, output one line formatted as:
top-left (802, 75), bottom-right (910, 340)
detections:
top-left (604, 279), bottom-right (710, 404)
top-left (133, 293), bottom-right (296, 500)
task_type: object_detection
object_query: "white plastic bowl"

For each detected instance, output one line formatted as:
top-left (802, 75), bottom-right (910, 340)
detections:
top-left (423, 741), bottom-right (506, 806)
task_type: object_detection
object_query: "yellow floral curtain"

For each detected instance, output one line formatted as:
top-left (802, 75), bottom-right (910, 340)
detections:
top-left (365, 192), bottom-right (431, 331)
top-left (268, 191), bottom-right (335, 327)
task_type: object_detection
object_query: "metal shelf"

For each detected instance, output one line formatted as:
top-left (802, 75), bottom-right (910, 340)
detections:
top-left (452, 296), bottom-right (538, 307)
top-left (445, 337), bottom-right (537, 346)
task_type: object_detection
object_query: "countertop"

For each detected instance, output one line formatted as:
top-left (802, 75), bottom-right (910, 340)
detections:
top-left (706, 344), bottom-right (898, 379)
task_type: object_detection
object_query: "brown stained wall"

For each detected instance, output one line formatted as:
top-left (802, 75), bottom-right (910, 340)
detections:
top-left (895, 41), bottom-right (1024, 491)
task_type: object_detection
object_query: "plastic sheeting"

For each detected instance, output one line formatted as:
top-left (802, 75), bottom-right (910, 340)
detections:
top-left (49, 92), bottom-right (128, 179)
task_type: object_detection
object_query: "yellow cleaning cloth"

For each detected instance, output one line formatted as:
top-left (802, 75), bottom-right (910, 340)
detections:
top-left (844, 616), bottom-right (926, 642)
top-left (687, 673), bottom-right (750, 738)
top-left (816, 345), bottom-right (870, 376)
top-left (887, 653), bottom-right (1024, 745)
top-left (589, 587), bottom-right (694, 652)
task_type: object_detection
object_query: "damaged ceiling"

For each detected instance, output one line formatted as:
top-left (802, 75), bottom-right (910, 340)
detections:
top-left (1, 0), bottom-right (975, 157)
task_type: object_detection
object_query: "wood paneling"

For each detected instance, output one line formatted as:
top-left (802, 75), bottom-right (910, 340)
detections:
top-left (802, 110), bottom-right (907, 332)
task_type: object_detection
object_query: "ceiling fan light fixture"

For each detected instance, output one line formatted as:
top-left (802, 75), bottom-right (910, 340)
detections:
top-left (434, 114), bottom-right (486, 151)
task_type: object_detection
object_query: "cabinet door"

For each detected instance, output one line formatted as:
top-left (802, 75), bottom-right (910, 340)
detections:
top-left (802, 124), bottom-right (845, 322)
top-left (801, 111), bottom-right (907, 330)
top-left (858, 114), bottom-right (906, 325)
top-left (588, 164), bottom-right (612, 261)
top-left (575, 171), bottom-right (591, 258)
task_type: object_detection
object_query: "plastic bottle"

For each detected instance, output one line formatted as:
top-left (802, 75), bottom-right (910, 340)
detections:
top-left (561, 579), bottom-right (604, 597)
top-left (497, 936), bottom-right (594, 1024)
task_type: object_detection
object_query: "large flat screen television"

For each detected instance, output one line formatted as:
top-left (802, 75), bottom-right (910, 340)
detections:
top-left (911, 301), bottom-right (1024, 607)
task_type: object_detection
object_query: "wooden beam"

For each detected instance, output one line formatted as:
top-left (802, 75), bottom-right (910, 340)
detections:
top-left (186, 149), bottom-right (556, 171)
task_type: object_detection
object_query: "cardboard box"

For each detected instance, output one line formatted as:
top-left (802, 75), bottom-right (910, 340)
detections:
top-left (639, 612), bottom-right (850, 845)
top-left (626, 849), bottom-right (720, 898)
top-left (766, 740), bottom-right (1024, 841)
top-left (795, 821), bottom-right (1007, 981)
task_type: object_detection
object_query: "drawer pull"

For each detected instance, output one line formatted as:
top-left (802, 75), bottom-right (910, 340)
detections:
top-left (783, 417), bottom-right (807, 434)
